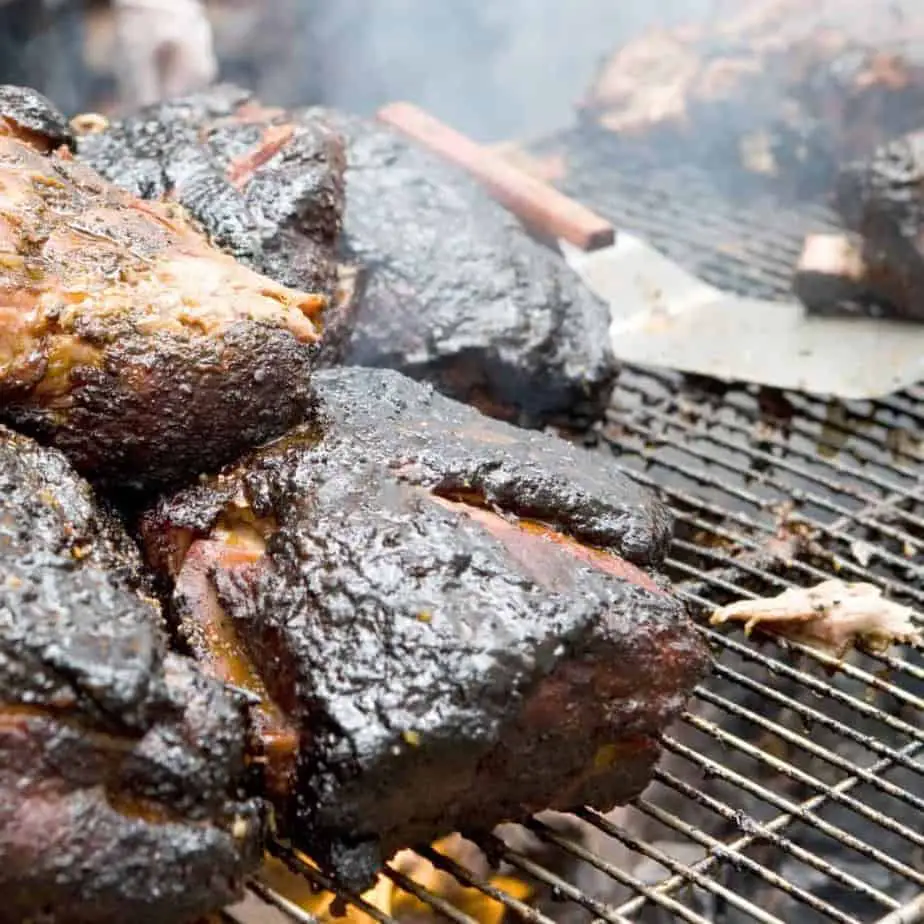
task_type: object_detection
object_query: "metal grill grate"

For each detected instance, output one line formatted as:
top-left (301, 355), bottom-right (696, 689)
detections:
top-left (229, 150), bottom-right (923, 924)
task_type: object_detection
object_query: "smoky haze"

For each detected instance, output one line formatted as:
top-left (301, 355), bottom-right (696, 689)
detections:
top-left (236, 0), bottom-right (727, 141)
top-left (266, 0), bottom-right (727, 141)
top-left (2, 1), bottom-right (919, 141)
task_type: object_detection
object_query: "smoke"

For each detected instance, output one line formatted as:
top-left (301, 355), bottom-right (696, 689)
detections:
top-left (3, 0), bottom-right (922, 144)
top-left (217, 0), bottom-right (729, 142)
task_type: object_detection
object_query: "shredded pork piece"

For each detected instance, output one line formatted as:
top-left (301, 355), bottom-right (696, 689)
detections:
top-left (710, 579), bottom-right (922, 658)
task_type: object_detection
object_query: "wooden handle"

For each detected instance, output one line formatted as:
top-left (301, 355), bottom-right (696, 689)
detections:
top-left (377, 101), bottom-right (614, 252)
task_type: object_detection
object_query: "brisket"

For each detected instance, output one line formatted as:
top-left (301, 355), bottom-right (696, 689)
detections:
top-left (579, 1), bottom-right (924, 201)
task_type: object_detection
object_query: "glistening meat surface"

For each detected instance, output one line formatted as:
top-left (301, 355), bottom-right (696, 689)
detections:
top-left (0, 85), bottom-right (328, 491)
top-left (78, 86), bottom-right (618, 426)
top-left (140, 367), bottom-right (710, 891)
top-left (77, 83), bottom-right (345, 300)
top-left (0, 425), bottom-right (263, 924)
top-left (309, 109), bottom-right (619, 425)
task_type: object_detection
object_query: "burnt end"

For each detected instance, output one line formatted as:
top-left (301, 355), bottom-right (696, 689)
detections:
top-left (829, 131), bottom-right (924, 320)
top-left (4, 322), bottom-right (317, 493)
top-left (0, 429), bottom-right (263, 924)
top-left (77, 83), bottom-right (346, 301)
top-left (140, 368), bottom-right (709, 891)
top-left (307, 108), bottom-right (618, 425)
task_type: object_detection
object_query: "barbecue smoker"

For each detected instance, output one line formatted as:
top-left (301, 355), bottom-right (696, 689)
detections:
top-left (232, 43), bottom-right (924, 924)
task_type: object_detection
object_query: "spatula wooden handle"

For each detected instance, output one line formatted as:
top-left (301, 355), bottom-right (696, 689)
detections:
top-left (377, 101), bottom-right (614, 252)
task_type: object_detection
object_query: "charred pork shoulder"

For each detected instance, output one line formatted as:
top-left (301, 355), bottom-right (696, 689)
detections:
top-left (77, 83), bottom-right (345, 300)
top-left (579, 3), bottom-right (924, 200)
top-left (140, 367), bottom-right (710, 890)
top-left (820, 131), bottom-right (924, 320)
top-left (0, 425), bottom-right (263, 924)
top-left (309, 109), bottom-right (618, 424)
top-left (78, 86), bottom-right (618, 427)
top-left (0, 85), bottom-right (326, 491)
top-left (795, 132), bottom-right (924, 320)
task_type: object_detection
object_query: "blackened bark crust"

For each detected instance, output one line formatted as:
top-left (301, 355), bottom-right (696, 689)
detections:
top-left (142, 369), bottom-right (708, 890)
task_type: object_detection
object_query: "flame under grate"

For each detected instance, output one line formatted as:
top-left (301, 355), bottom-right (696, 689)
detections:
top-left (231, 155), bottom-right (924, 924)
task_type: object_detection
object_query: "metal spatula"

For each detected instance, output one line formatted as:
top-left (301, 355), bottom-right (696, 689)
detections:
top-left (378, 102), bottom-right (924, 401)
top-left (560, 232), bottom-right (924, 399)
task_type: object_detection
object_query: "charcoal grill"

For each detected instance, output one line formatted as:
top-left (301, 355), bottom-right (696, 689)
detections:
top-left (228, 136), bottom-right (923, 924)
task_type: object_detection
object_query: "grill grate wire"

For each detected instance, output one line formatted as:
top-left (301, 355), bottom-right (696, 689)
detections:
top-left (230, 156), bottom-right (923, 924)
